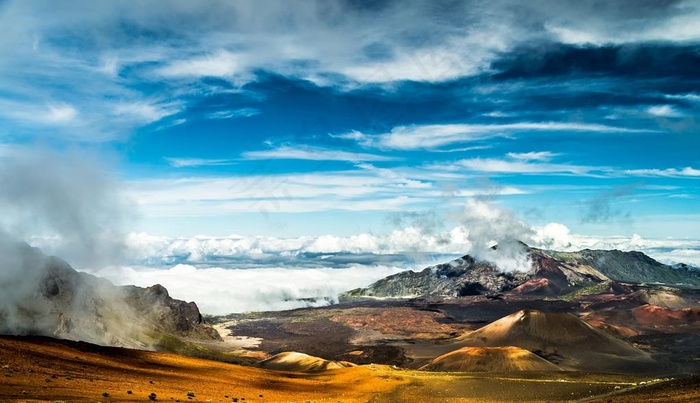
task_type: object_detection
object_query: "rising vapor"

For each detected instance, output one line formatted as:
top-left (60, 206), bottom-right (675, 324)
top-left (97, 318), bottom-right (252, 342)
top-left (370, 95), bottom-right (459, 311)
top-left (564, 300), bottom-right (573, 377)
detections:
top-left (0, 148), bottom-right (134, 268)
top-left (0, 148), bottom-right (143, 342)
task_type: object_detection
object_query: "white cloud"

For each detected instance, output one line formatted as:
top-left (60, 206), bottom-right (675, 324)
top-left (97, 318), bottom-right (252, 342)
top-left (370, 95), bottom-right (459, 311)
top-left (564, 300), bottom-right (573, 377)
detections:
top-left (543, 2), bottom-right (700, 45)
top-left (119, 228), bottom-right (472, 264)
top-left (454, 158), bottom-right (600, 175)
top-left (624, 167), bottom-right (700, 178)
top-left (1, 102), bottom-right (79, 126)
top-left (98, 55), bottom-right (120, 77)
top-left (158, 50), bottom-right (246, 79)
top-left (241, 145), bottom-right (398, 162)
top-left (165, 158), bottom-right (237, 168)
top-left (545, 24), bottom-right (606, 45)
top-left (339, 44), bottom-right (494, 84)
top-left (208, 108), bottom-right (261, 120)
top-left (44, 103), bottom-right (78, 123)
top-left (127, 169), bottom-right (440, 216)
top-left (647, 105), bottom-right (684, 118)
top-left (351, 122), bottom-right (651, 150)
top-left (666, 93), bottom-right (700, 102)
top-left (506, 151), bottom-right (558, 162)
top-left (115, 223), bottom-right (700, 271)
top-left (360, 124), bottom-right (502, 150)
top-left (113, 101), bottom-right (181, 124)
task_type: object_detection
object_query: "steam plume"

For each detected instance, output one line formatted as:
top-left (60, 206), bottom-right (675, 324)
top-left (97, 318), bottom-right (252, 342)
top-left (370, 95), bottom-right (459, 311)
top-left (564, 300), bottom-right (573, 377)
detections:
top-left (0, 148), bottom-right (137, 341)
top-left (0, 148), bottom-right (133, 268)
top-left (455, 198), bottom-right (534, 272)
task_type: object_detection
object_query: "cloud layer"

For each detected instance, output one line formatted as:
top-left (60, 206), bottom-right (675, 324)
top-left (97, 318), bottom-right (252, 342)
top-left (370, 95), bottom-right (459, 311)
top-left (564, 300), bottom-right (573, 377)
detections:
top-left (70, 218), bottom-right (700, 314)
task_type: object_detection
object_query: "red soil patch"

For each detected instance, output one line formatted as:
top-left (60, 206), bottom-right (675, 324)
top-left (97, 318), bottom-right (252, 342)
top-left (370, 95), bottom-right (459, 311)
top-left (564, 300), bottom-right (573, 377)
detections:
top-left (632, 304), bottom-right (700, 328)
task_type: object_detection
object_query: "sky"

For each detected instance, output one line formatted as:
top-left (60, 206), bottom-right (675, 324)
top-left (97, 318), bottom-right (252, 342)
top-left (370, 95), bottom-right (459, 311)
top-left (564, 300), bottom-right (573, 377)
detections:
top-left (1, 0), bottom-right (699, 240)
top-left (0, 0), bottom-right (699, 313)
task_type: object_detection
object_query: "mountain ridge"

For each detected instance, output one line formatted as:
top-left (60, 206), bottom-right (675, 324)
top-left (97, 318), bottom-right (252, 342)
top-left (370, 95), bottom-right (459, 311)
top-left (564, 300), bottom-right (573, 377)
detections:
top-left (341, 244), bottom-right (700, 300)
top-left (0, 238), bottom-right (221, 350)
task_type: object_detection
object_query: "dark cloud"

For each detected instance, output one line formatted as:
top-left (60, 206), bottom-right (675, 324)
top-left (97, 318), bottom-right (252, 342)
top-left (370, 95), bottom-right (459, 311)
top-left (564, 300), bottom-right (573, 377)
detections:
top-left (493, 44), bottom-right (700, 80)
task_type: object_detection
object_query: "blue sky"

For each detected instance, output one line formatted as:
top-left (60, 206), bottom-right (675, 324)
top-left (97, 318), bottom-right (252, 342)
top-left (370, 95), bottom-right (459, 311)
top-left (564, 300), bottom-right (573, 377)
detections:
top-left (1, 0), bottom-right (699, 240)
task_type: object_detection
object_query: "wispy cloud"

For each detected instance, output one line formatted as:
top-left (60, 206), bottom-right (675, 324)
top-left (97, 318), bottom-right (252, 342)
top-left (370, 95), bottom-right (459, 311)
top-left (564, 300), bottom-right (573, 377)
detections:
top-left (349, 122), bottom-right (650, 150)
top-left (1, 102), bottom-right (79, 126)
top-left (44, 103), bottom-right (79, 124)
top-left (506, 151), bottom-right (559, 161)
top-left (624, 167), bottom-right (700, 178)
top-left (158, 50), bottom-right (245, 79)
top-left (437, 157), bottom-right (600, 176)
top-left (647, 105), bottom-right (684, 118)
top-left (241, 145), bottom-right (398, 162)
top-left (208, 108), bottom-right (261, 120)
top-left (580, 185), bottom-right (637, 225)
top-left (113, 100), bottom-right (181, 125)
top-left (666, 93), bottom-right (700, 102)
top-left (165, 158), bottom-right (237, 168)
top-left (127, 165), bottom-right (531, 218)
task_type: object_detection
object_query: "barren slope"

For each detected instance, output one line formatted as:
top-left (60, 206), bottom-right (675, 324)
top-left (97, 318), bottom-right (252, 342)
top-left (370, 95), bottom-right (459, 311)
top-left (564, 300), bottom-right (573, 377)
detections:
top-left (1, 335), bottom-right (679, 402)
top-left (455, 310), bottom-right (656, 373)
top-left (420, 346), bottom-right (562, 372)
top-left (258, 351), bottom-right (355, 372)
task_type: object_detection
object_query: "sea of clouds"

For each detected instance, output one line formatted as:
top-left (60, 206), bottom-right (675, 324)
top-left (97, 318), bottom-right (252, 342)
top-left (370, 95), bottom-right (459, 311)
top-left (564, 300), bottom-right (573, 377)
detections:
top-left (74, 222), bottom-right (700, 315)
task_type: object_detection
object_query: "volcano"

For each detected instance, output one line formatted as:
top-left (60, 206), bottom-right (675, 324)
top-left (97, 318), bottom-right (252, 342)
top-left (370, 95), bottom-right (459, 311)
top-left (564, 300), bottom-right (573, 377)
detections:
top-left (420, 346), bottom-right (562, 372)
top-left (454, 310), bottom-right (655, 373)
top-left (258, 352), bottom-right (355, 372)
top-left (341, 244), bottom-right (700, 300)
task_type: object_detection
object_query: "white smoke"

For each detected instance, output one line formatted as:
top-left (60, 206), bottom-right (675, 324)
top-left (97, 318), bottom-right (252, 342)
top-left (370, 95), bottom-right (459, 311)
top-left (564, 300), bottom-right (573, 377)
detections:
top-left (0, 148), bottom-right (134, 268)
top-left (450, 198), bottom-right (534, 272)
top-left (0, 148), bottom-right (135, 337)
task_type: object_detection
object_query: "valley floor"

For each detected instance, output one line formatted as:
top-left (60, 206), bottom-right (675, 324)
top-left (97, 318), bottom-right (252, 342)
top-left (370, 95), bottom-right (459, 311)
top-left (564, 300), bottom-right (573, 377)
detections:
top-left (1, 336), bottom-right (698, 403)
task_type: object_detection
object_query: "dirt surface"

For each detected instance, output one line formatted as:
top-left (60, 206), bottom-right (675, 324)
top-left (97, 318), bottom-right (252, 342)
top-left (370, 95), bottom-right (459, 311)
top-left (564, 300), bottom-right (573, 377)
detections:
top-left (0, 335), bottom-right (402, 403)
top-left (214, 294), bottom-right (700, 373)
top-left (582, 375), bottom-right (700, 402)
top-left (3, 335), bottom-right (691, 403)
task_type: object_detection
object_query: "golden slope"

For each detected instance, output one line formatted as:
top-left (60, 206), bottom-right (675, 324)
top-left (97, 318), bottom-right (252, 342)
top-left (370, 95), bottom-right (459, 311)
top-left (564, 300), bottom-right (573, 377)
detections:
top-left (257, 351), bottom-right (355, 372)
top-left (0, 335), bottom-right (676, 402)
top-left (420, 346), bottom-right (562, 372)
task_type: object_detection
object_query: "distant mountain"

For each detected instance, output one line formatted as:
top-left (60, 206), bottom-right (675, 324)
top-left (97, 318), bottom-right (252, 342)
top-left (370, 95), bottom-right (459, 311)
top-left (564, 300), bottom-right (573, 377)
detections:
top-left (546, 248), bottom-right (700, 285)
top-left (0, 239), bottom-right (220, 350)
top-left (341, 245), bottom-right (700, 299)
